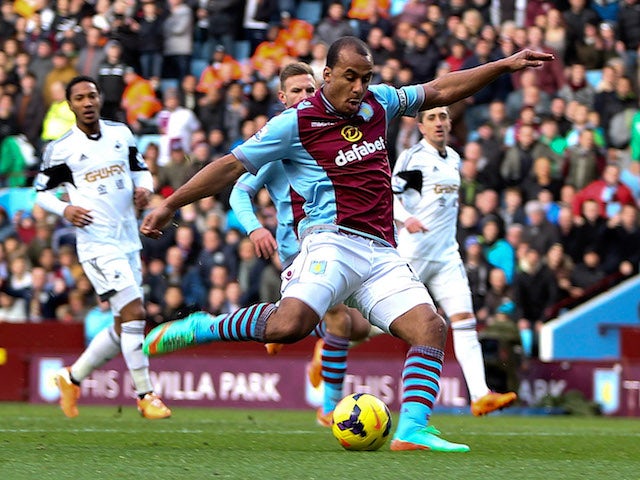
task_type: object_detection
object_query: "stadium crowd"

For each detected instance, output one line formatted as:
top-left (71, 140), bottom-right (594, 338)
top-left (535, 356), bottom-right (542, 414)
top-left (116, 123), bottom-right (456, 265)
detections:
top-left (1, 0), bottom-right (640, 364)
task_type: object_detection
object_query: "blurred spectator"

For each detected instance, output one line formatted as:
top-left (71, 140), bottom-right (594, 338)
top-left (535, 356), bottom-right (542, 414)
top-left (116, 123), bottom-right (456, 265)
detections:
top-left (557, 63), bottom-right (596, 109)
top-left (475, 188), bottom-right (503, 228)
top-left (203, 0), bottom-right (243, 58)
top-left (42, 51), bottom-right (78, 107)
top-left (599, 203), bottom-right (640, 276)
top-left (563, 127), bottom-right (605, 190)
top-left (0, 207), bottom-right (16, 242)
top-left (155, 138), bottom-right (193, 196)
top-left (26, 266), bottom-right (68, 322)
top-left (620, 158), bottom-right (640, 198)
top-left (521, 156), bottom-right (563, 202)
top-left (599, 76), bottom-right (638, 149)
top-left (28, 39), bottom-right (55, 92)
top-left (479, 214), bottom-right (515, 284)
top-left (352, 3), bottom-right (393, 40)
top-left (574, 198), bottom-right (607, 260)
top-left (513, 246), bottom-right (558, 357)
top-left (457, 204), bottom-right (481, 257)
top-left (571, 163), bottom-right (636, 219)
top-left (499, 186), bottom-right (527, 228)
top-left (198, 45), bottom-right (243, 95)
top-left (543, 8), bottom-right (568, 62)
top-left (276, 10), bottom-right (315, 57)
top-left (616, 0), bottom-right (640, 86)
top-left (500, 124), bottom-right (540, 187)
top-left (259, 251), bottom-right (281, 304)
top-left (150, 283), bottom-right (189, 324)
top-left (463, 235), bottom-right (489, 312)
top-left (402, 28), bottom-right (442, 83)
top-left (477, 266), bottom-right (515, 326)
top-left (512, 25), bottom-right (565, 96)
top-left (75, 26), bottom-right (106, 79)
top-left (563, 0), bottom-right (600, 65)
top-left (121, 67), bottom-right (162, 134)
top-left (206, 285), bottom-right (229, 314)
top-left (315, 1), bottom-right (354, 46)
top-left (155, 88), bottom-right (201, 166)
top-left (8, 254), bottom-right (32, 295)
top-left (0, 288), bottom-right (28, 323)
top-left (246, 79), bottom-right (273, 120)
top-left (505, 70), bottom-right (551, 122)
top-left (136, 0), bottom-right (165, 80)
top-left (522, 199), bottom-right (560, 254)
top-left (535, 117), bottom-right (567, 179)
top-left (41, 80), bottom-right (75, 143)
top-left (13, 72), bottom-right (46, 152)
top-left (97, 40), bottom-right (129, 122)
top-left (573, 21), bottom-right (606, 70)
top-left (569, 245), bottom-right (606, 294)
top-left (162, 0), bottom-right (193, 82)
top-left (242, 0), bottom-right (274, 53)
top-left (544, 242), bottom-right (575, 302)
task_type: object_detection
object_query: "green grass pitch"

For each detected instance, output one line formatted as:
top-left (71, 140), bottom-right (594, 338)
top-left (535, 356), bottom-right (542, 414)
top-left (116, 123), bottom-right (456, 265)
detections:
top-left (1, 403), bottom-right (639, 480)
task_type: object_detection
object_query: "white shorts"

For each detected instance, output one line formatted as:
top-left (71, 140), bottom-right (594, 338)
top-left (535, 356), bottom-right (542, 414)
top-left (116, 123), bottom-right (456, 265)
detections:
top-left (281, 231), bottom-right (433, 333)
top-left (82, 251), bottom-right (143, 314)
top-left (409, 256), bottom-right (473, 316)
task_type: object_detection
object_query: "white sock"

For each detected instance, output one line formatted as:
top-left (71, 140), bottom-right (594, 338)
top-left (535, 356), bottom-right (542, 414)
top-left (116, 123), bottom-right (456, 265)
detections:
top-left (71, 325), bottom-right (121, 382)
top-left (121, 320), bottom-right (153, 395)
top-left (452, 318), bottom-right (490, 401)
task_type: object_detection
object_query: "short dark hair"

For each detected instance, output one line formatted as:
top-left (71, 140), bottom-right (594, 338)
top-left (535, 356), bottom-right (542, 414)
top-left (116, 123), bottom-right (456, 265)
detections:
top-left (65, 75), bottom-right (100, 101)
top-left (279, 61), bottom-right (314, 88)
top-left (326, 36), bottom-right (371, 69)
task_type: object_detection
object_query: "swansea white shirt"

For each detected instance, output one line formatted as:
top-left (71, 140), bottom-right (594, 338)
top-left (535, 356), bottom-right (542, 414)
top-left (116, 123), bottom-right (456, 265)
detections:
top-left (392, 138), bottom-right (462, 262)
top-left (35, 120), bottom-right (154, 262)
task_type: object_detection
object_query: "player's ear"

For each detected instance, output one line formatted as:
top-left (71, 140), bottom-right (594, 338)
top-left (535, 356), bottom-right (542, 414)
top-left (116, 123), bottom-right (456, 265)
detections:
top-left (323, 66), bottom-right (331, 82)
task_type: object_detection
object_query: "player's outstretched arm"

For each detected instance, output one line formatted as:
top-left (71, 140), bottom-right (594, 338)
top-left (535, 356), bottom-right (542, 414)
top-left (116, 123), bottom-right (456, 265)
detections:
top-left (140, 153), bottom-right (246, 238)
top-left (421, 49), bottom-right (554, 110)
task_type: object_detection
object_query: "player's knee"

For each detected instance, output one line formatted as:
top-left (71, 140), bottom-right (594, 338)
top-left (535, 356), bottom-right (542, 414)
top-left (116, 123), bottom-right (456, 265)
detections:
top-left (267, 299), bottom-right (319, 342)
top-left (118, 298), bottom-right (146, 322)
top-left (349, 311), bottom-right (372, 342)
top-left (268, 315), bottom-right (316, 342)
top-left (324, 305), bottom-right (351, 337)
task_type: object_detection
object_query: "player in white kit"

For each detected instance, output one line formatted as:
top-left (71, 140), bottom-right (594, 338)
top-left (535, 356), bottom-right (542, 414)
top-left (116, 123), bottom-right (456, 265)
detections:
top-left (35, 75), bottom-right (171, 419)
top-left (392, 106), bottom-right (517, 415)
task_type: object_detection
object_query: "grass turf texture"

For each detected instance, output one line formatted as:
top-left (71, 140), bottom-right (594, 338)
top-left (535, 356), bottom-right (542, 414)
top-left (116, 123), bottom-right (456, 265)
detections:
top-left (1, 404), bottom-right (639, 480)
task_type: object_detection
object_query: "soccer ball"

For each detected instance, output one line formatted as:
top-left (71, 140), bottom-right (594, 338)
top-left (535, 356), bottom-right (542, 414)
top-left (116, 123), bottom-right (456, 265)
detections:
top-left (331, 393), bottom-right (392, 451)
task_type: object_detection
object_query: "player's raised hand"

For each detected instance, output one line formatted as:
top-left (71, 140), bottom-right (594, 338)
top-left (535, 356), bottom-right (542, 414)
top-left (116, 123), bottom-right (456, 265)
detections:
top-left (506, 49), bottom-right (554, 72)
top-left (64, 205), bottom-right (93, 228)
top-left (140, 205), bottom-right (174, 239)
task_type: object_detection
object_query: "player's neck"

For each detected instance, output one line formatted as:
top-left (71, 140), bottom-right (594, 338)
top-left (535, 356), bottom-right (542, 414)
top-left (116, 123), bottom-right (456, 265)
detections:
top-left (426, 139), bottom-right (447, 158)
top-left (77, 120), bottom-right (101, 139)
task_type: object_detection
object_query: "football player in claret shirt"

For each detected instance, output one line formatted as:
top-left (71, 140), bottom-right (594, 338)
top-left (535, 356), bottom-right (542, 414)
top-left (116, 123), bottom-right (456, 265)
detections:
top-left (35, 75), bottom-right (171, 420)
top-left (228, 61), bottom-right (372, 427)
top-left (141, 37), bottom-right (553, 451)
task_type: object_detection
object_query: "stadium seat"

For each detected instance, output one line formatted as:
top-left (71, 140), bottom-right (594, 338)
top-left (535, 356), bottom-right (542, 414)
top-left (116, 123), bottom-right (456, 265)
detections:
top-left (137, 134), bottom-right (162, 154)
top-left (295, 1), bottom-right (323, 25)
top-left (0, 187), bottom-right (36, 218)
top-left (233, 40), bottom-right (251, 62)
top-left (190, 58), bottom-right (209, 79)
top-left (159, 78), bottom-right (179, 94)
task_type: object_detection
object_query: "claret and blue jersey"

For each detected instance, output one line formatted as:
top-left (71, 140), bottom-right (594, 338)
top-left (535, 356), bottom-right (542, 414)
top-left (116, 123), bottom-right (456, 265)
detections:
top-left (232, 83), bottom-right (425, 247)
